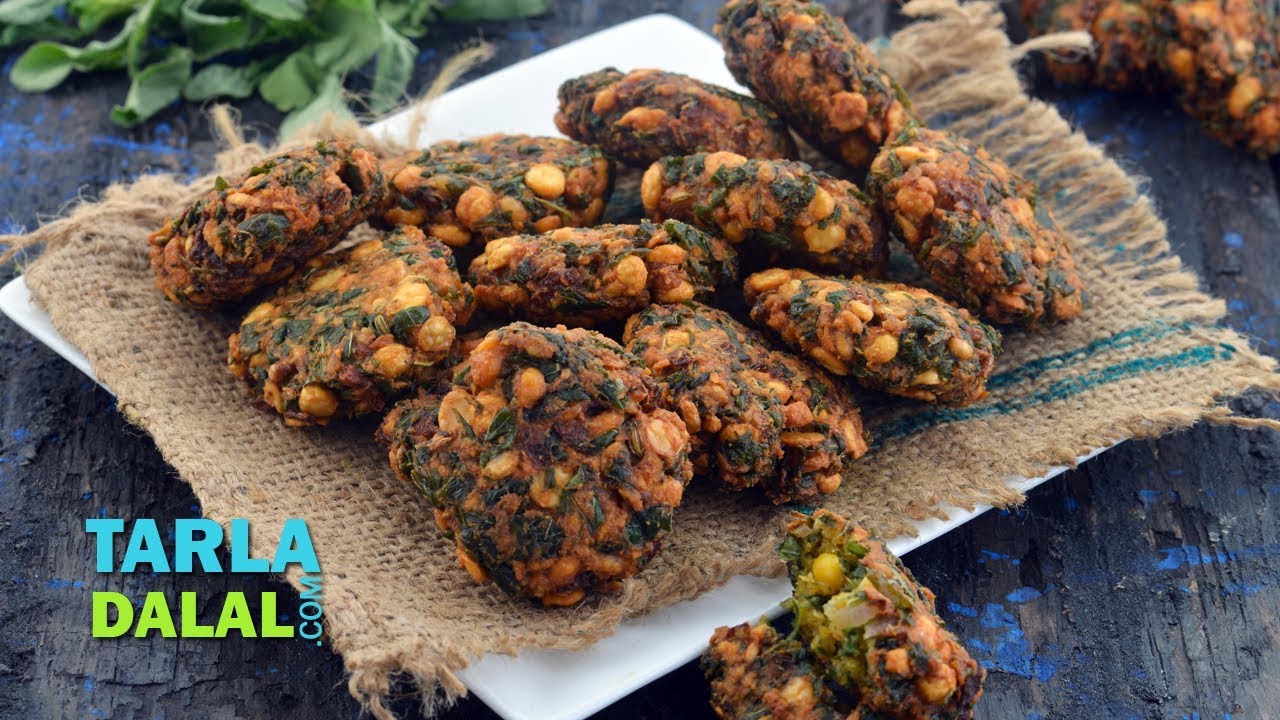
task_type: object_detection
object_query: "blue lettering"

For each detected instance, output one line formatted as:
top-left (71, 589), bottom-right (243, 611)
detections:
top-left (174, 519), bottom-right (223, 573)
top-left (122, 519), bottom-right (170, 573)
top-left (230, 519), bottom-right (269, 573)
top-left (85, 518), bottom-right (124, 572)
top-left (271, 519), bottom-right (320, 573)
top-left (299, 620), bottom-right (322, 640)
top-left (299, 575), bottom-right (322, 600)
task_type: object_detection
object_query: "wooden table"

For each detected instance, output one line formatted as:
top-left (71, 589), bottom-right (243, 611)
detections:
top-left (1, 2), bottom-right (1277, 718)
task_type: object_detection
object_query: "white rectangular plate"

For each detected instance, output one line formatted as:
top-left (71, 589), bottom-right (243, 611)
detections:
top-left (0, 14), bottom-right (1116, 720)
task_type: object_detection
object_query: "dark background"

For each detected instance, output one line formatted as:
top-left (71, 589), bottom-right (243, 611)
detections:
top-left (1, 1), bottom-right (1278, 718)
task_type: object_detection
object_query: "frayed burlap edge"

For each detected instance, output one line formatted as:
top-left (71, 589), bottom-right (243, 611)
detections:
top-left (5, 3), bottom-right (1280, 718)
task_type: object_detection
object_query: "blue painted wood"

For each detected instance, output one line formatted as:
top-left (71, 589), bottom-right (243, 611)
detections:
top-left (0, 2), bottom-right (1276, 718)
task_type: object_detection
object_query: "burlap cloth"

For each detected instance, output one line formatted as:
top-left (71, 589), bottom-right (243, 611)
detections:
top-left (5, 1), bottom-right (1280, 716)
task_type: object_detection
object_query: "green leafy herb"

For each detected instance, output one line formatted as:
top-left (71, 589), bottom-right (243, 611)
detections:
top-left (4, 0), bottom-right (551, 129)
top-left (586, 428), bottom-right (618, 454)
top-left (511, 515), bottom-right (564, 559)
top-left (258, 51), bottom-right (324, 112)
top-left (557, 287), bottom-right (611, 313)
top-left (0, 0), bottom-right (65, 26)
top-left (444, 0), bottom-right (546, 21)
top-left (778, 534), bottom-right (801, 563)
top-left (563, 465), bottom-right (588, 490)
top-left (111, 46), bottom-right (193, 127)
top-left (9, 41), bottom-right (77, 91)
top-left (388, 304), bottom-right (431, 343)
top-left (236, 211), bottom-right (290, 248)
top-left (624, 506), bottom-right (670, 546)
top-left (368, 18), bottom-right (415, 113)
top-left (183, 61), bottom-right (259, 101)
top-left (279, 72), bottom-right (354, 140)
top-left (483, 406), bottom-right (517, 449)
top-left (586, 495), bottom-right (605, 533)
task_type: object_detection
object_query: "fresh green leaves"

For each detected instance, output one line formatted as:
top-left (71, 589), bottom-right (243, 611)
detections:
top-left (179, 0), bottom-right (254, 60)
top-left (9, 41), bottom-right (77, 90)
top-left (278, 73), bottom-right (354, 139)
top-left (183, 61), bottom-right (261, 101)
top-left (259, 51), bottom-right (324, 112)
top-left (249, 0), bottom-right (307, 23)
top-left (111, 47), bottom-right (193, 126)
top-left (4, 0), bottom-right (551, 130)
top-left (369, 17), bottom-right (415, 113)
top-left (0, 0), bottom-right (64, 26)
top-left (443, 0), bottom-right (548, 21)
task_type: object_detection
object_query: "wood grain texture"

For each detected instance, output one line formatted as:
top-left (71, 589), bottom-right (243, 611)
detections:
top-left (0, 2), bottom-right (1276, 718)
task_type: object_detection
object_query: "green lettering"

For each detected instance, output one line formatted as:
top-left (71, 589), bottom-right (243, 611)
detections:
top-left (134, 592), bottom-right (177, 638)
top-left (180, 591), bottom-right (215, 638)
top-left (259, 593), bottom-right (294, 638)
top-left (214, 592), bottom-right (257, 637)
top-left (92, 592), bottom-right (133, 638)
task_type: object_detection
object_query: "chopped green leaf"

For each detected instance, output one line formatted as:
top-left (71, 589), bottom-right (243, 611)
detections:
top-left (587, 429), bottom-right (618, 454)
top-left (557, 287), bottom-right (610, 313)
top-left (778, 535), bottom-right (801, 563)
top-left (483, 406), bottom-right (517, 449)
top-left (389, 304), bottom-right (431, 342)
top-left (588, 496), bottom-right (606, 532)
top-left (625, 506), bottom-right (670, 545)
top-left (563, 466), bottom-right (588, 490)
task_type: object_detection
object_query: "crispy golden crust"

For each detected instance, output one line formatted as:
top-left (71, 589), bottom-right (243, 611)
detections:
top-left (1021, 0), bottom-right (1160, 90)
top-left (627, 304), bottom-right (784, 491)
top-left (378, 389), bottom-right (443, 485)
top-left (867, 126), bottom-right (1086, 326)
top-left (226, 226), bottom-right (474, 426)
top-left (624, 303), bottom-right (868, 504)
top-left (373, 325), bottom-right (507, 478)
top-left (379, 323), bottom-right (692, 606)
top-left (149, 138), bottom-right (387, 308)
top-left (1155, 0), bottom-right (1280, 154)
top-left (555, 67), bottom-right (798, 165)
top-left (642, 152), bottom-right (886, 275)
top-left (378, 134), bottom-right (614, 249)
top-left (757, 350), bottom-right (870, 498)
top-left (783, 510), bottom-right (986, 719)
top-left (745, 269), bottom-right (1000, 406)
top-left (715, 0), bottom-right (917, 170)
top-left (1022, 0), bottom-right (1280, 154)
top-left (469, 220), bottom-right (739, 327)
top-left (704, 620), bottom-right (848, 720)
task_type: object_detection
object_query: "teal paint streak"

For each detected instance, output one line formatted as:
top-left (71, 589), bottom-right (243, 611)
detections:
top-left (874, 342), bottom-right (1232, 445)
top-left (986, 320), bottom-right (1193, 392)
